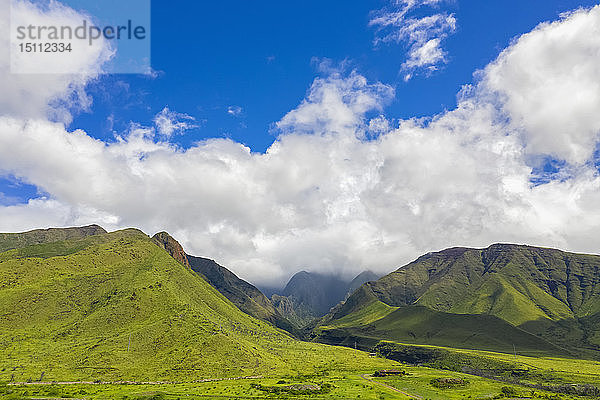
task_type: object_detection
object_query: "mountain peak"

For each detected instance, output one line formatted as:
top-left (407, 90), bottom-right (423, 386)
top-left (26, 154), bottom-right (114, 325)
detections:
top-left (152, 231), bottom-right (190, 268)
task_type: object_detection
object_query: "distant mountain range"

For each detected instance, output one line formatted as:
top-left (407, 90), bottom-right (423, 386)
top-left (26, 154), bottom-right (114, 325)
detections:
top-left (313, 244), bottom-right (600, 358)
top-left (267, 270), bottom-right (380, 328)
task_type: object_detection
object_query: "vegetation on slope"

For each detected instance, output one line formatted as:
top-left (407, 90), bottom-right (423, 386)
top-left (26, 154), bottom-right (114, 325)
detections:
top-left (0, 225), bottom-right (106, 253)
top-left (2, 228), bottom-right (600, 399)
top-left (0, 227), bottom-right (396, 383)
top-left (315, 244), bottom-right (600, 357)
top-left (368, 244), bottom-right (600, 324)
top-left (187, 254), bottom-right (299, 335)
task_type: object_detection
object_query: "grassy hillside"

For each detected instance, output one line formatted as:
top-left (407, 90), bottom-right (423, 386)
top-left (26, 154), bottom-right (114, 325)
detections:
top-left (369, 244), bottom-right (600, 322)
top-left (315, 300), bottom-right (566, 356)
top-left (0, 228), bottom-right (396, 383)
top-left (0, 225), bottom-right (106, 253)
top-left (1, 230), bottom-right (598, 398)
top-left (346, 270), bottom-right (380, 298)
top-left (315, 244), bottom-right (600, 357)
top-left (152, 231), bottom-right (298, 333)
top-left (187, 255), bottom-right (299, 334)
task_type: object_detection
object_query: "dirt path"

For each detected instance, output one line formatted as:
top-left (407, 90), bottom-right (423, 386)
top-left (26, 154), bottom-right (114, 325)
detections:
top-left (8, 376), bottom-right (263, 386)
top-left (360, 374), bottom-right (423, 399)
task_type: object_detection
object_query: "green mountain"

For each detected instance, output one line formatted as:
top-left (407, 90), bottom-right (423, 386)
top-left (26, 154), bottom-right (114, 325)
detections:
top-left (0, 226), bottom-right (392, 383)
top-left (186, 255), bottom-right (299, 334)
top-left (314, 244), bottom-right (600, 357)
top-left (152, 231), bottom-right (298, 334)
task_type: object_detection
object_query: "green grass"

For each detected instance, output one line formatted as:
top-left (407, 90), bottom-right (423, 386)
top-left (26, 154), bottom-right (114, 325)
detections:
top-left (0, 229), bottom-right (397, 383)
top-left (325, 298), bottom-right (398, 329)
top-left (316, 298), bottom-right (565, 357)
top-left (0, 374), bottom-right (412, 399)
top-left (375, 366), bottom-right (546, 400)
top-left (373, 340), bottom-right (600, 394)
top-left (1, 361), bottom-right (593, 400)
top-left (447, 274), bottom-right (574, 326)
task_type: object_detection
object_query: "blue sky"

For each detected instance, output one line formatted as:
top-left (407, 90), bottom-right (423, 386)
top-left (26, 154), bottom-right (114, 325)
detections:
top-left (65, 0), bottom-right (597, 153)
top-left (2, 0), bottom-right (600, 284)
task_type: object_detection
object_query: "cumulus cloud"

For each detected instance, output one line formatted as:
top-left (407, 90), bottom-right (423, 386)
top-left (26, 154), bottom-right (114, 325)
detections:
top-left (370, 0), bottom-right (456, 80)
top-left (1, 3), bottom-right (600, 288)
top-left (153, 107), bottom-right (197, 137)
top-left (277, 71), bottom-right (394, 135)
top-left (481, 7), bottom-right (600, 164)
top-left (0, 0), bottom-right (113, 123)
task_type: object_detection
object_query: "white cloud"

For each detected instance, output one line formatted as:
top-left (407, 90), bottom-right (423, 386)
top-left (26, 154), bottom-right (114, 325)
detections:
top-left (1, 3), bottom-right (600, 288)
top-left (0, 197), bottom-right (119, 233)
top-left (367, 115), bottom-right (391, 137)
top-left (370, 0), bottom-right (456, 79)
top-left (481, 6), bottom-right (600, 164)
top-left (277, 71), bottom-right (394, 135)
top-left (153, 107), bottom-right (197, 137)
top-left (227, 106), bottom-right (243, 117)
top-left (0, 0), bottom-right (113, 123)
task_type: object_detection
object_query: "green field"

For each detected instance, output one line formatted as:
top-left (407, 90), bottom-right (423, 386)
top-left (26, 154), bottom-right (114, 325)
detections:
top-left (1, 357), bottom-right (596, 400)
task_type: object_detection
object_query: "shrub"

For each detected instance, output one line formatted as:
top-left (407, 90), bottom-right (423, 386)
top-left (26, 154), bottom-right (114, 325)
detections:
top-left (430, 377), bottom-right (469, 389)
top-left (501, 386), bottom-right (518, 397)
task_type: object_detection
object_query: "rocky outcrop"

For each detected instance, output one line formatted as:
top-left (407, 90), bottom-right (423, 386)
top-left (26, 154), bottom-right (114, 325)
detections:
top-left (152, 231), bottom-right (190, 268)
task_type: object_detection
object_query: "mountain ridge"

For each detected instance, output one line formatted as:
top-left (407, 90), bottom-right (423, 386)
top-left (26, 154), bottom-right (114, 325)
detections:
top-left (314, 243), bottom-right (600, 358)
top-left (0, 224), bottom-right (107, 253)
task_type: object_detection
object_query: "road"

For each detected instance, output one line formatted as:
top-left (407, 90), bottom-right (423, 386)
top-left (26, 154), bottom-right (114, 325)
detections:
top-left (360, 374), bottom-right (423, 399)
top-left (8, 376), bottom-right (263, 386)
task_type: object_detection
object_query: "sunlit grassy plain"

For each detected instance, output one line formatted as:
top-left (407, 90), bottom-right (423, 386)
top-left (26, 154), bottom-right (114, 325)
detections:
top-left (0, 361), bottom-right (593, 400)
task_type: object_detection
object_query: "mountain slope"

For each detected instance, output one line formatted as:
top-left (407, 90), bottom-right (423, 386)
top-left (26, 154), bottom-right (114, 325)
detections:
top-left (366, 244), bottom-right (600, 323)
top-left (282, 271), bottom-right (349, 316)
top-left (0, 224), bottom-right (106, 253)
top-left (152, 231), bottom-right (190, 268)
top-left (314, 286), bottom-right (567, 355)
top-left (315, 244), bottom-right (600, 357)
top-left (187, 255), bottom-right (298, 334)
top-left (0, 227), bottom-right (393, 382)
top-left (346, 270), bottom-right (379, 298)
top-left (151, 231), bottom-right (298, 334)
